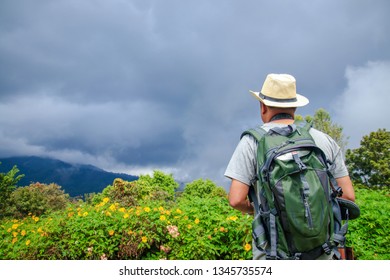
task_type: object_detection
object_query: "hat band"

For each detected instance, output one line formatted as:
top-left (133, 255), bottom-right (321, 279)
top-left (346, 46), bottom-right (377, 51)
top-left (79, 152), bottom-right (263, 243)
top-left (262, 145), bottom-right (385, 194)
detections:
top-left (259, 92), bottom-right (297, 103)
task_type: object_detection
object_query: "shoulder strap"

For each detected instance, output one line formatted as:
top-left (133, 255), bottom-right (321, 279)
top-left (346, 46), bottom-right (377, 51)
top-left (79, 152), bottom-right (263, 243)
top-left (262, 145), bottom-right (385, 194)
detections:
top-left (240, 126), bottom-right (267, 141)
top-left (240, 126), bottom-right (266, 215)
top-left (295, 120), bottom-right (313, 133)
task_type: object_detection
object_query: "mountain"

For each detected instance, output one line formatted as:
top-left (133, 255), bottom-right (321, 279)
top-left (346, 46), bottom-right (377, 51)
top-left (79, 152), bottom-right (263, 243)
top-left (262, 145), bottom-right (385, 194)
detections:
top-left (0, 156), bottom-right (138, 197)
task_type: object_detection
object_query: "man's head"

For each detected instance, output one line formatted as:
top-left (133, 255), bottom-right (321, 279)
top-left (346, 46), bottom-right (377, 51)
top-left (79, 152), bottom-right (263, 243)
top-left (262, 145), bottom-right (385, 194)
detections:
top-left (249, 73), bottom-right (309, 122)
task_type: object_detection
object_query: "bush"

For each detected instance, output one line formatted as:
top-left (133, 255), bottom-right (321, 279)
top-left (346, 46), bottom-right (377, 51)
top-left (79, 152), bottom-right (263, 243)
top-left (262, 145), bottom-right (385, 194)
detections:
top-left (0, 164), bottom-right (24, 217)
top-left (346, 184), bottom-right (390, 260)
top-left (182, 178), bottom-right (227, 199)
top-left (91, 171), bottom-right (179, 207)
top-left (0, 194), bottom-right (252, 260)
top-left (8, 183), bottom-right (69, 218)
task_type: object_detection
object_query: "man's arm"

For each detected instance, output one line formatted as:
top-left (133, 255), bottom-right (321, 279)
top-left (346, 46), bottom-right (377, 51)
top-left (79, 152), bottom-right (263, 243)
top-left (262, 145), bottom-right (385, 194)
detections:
top-left (336, 175), bottom-right (355, 202)
top-left (228, 179), bottom-right (254, 214)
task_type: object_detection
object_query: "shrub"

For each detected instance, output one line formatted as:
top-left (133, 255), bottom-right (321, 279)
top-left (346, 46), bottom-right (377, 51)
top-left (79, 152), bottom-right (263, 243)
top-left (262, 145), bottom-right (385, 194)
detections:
top-left (8, 183), bottom-right (69, 218)
top-left (91, 171), bottom-right (179, 207)
top-left (346, 184), bottom-right (390, 260)
top-left (0, 164), bottom-right (24, 217)
top-left (182, 178), bottom-right (227, 199)
top-left (0, 194), bottom-right (252, 260)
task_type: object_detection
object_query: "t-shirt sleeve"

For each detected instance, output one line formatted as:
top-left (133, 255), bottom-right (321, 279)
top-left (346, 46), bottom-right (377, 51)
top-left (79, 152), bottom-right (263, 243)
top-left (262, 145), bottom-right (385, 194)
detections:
top-left (310, 128), bottom-right (349, 179)
top-left (224, 134), bottom-right (258, 186)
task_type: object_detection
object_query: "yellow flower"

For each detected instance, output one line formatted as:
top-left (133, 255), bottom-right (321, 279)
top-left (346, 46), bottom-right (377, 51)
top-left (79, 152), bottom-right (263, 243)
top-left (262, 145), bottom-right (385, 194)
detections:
top-left (68, 212), bottom-right (74, 218)
top-left (194, 218), bottom-right (200, 224)
top-left (228, 216), bottom-right (238, 221)
top-left (160, 215), bottom-right (166, 221)
top-left (175, 208), bottom-right (182, 214)
top-left (109, 204), bottom-right (117, 212)
top-left (165, 210), bottom-right (171, 216)
top-left (26, 240), bottom-right (31, 246)
top-left (102, 197), bottom-right (110, 203)
top-left (108, 230), bottom-right (115, 236)
top-left (105, 211), bottom-right (112, 217)
top-left (34, 217), bottom-right (39, 222)
top-left (119, 207), bottom-right (126, 213)
top-left (37, 227), bottom-right (43, 233)
top-left (12, 237), bottom-right (18, 244)
top-left (12, 231), bottom-right (18, 237)
top-left (11, 224), bottom-right (19, 230)
top-left (244, 243), bottom-right (252, 252)
top-left (187, 224), bottom-right (192, 229)
top-left (141, 236), bottom-right (148, 243)
top-left (83, 212), bottom-right (88, 217)
top-left (21, 230), bottom-right (26, 236)
top-left (136, 210), bottom-right (141, 216)
top-left (143, 207), bottom-right (151, 213)
top-left (123, 213), bottom-right (129, 219)
top-left (158, 206), bottom-right (164, 212)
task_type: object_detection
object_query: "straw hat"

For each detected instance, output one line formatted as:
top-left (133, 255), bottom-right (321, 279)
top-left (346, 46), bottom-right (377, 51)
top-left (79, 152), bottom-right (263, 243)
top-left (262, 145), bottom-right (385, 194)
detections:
top-left (250, 73), bottom-right (309, 108)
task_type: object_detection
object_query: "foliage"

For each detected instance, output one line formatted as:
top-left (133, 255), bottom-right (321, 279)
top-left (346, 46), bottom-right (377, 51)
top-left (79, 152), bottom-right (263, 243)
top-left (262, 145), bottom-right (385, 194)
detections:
top-left (0, 164), bottom-right (24, 218)
top-left (346, 184), bottom-right (390, 260)
top-left (295, 108), bottom-right (348, 153)
top-left (90, 171), bottom-right (178, 207)
top-left (8, 183), bottom-right (70, 218)
top-left (0, 184), bottom-right (252, 260)
top-left (346, 129), bottom-right (390, 188)
top-left (182, 178), bottom-right (227, 199)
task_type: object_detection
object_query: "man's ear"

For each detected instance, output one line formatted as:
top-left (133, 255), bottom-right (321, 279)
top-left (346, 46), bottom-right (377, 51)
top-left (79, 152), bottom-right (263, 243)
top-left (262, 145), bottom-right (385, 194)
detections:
top-left (260, 102), bottom-right (267, 115)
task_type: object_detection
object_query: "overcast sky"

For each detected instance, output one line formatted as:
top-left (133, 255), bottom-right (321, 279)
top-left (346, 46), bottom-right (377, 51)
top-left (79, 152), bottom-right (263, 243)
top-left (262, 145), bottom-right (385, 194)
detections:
top-left (0, 0), bottom-right (389, 188)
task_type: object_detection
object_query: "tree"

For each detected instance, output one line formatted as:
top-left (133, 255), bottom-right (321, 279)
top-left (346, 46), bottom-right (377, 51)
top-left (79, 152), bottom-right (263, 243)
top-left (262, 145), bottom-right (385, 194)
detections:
top-left (0, 164), bottom-right (24, 217)
top-left (346, 128), bottom-right (390, 188)
top-left (9, 182), bottom-right (70, 218)
top-left (295, 108), bottom-right (348, 153)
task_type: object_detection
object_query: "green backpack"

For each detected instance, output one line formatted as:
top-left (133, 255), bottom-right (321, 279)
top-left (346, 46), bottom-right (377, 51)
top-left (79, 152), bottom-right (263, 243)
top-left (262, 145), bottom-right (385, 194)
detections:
top-left (242, 121), bottom-right (348, 260)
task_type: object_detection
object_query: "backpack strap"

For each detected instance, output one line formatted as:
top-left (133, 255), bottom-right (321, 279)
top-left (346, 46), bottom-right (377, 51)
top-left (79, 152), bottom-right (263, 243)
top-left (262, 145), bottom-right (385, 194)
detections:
top-left (240, 126), bottom-right (267, 212)
top-left (241, 126), bottom-right (269, 252)
top-left (240, 126), bottom-right (267, 141)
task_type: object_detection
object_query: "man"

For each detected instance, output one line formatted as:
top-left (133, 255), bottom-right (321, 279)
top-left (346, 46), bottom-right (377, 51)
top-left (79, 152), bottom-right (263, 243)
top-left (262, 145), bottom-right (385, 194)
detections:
top-left (224, 73), bottom-right (355, 259)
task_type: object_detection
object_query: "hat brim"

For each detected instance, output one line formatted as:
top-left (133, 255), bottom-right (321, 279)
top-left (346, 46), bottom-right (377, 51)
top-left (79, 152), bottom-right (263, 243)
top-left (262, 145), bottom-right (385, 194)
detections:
top-left (337, 197), bottom-right (360, 220)
top-left (249, 90), bottom-right (309, 108)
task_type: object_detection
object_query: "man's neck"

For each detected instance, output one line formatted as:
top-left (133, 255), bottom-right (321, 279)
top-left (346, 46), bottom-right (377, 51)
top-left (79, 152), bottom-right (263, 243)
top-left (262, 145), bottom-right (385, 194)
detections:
top-left (269, 113), bottom-right (294, 124)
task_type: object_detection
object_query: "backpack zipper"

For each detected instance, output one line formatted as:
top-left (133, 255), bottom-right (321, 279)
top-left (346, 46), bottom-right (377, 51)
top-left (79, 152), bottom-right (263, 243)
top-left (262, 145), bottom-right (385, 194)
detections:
top-left (302, 188), bottom-right (314, 229)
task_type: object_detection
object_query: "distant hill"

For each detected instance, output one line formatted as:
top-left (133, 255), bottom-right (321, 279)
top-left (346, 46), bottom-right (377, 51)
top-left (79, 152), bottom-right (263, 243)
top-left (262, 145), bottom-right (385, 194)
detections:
top-left (0, 156), bottom-right (138, 197)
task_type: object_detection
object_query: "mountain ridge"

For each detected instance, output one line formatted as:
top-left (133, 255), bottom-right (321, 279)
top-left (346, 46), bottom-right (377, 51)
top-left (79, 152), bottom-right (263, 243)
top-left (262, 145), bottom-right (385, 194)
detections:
top-left (0, 156), bottom-right (138, 197)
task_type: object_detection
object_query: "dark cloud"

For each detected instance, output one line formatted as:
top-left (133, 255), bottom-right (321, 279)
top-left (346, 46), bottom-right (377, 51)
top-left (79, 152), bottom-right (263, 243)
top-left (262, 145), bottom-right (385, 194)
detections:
top-left (0, 0), bottom-right (389, 187)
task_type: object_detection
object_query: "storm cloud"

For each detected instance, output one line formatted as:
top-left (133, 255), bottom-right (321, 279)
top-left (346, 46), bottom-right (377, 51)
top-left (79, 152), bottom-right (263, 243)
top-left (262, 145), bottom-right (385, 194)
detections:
top-left (1, 0), bottom-right (389, 187)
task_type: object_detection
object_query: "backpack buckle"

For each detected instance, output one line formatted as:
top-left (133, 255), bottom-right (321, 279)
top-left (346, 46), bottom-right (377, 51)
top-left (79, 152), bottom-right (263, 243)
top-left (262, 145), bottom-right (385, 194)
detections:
top-left (293, 253), bottom-right (302, 260)
top-left (292, 152), bottom-right (307, 171)
top-left (322, 243), bottom-right (332, 255)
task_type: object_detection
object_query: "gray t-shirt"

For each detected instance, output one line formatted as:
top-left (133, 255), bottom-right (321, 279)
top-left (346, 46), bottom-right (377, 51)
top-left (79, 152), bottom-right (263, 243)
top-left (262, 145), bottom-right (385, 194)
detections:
top-left (225, 122), bottom-right (349, 186)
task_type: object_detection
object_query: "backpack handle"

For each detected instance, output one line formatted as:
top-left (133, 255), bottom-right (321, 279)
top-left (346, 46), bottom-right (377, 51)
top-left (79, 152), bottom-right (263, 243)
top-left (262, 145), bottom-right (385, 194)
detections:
top-left (268, 124), bottom-right (296, 136)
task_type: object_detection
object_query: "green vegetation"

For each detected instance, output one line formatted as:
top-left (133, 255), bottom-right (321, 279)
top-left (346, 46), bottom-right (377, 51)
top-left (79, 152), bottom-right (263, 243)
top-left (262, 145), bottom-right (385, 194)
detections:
top-left (0, 165), bottom-right (24, 218)
top-left (0, 172), bottom-right (252, 260)
top-left (347, 185), bottom-right (390, 260)
top-left (346, 128), bottom-right (389, 189)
